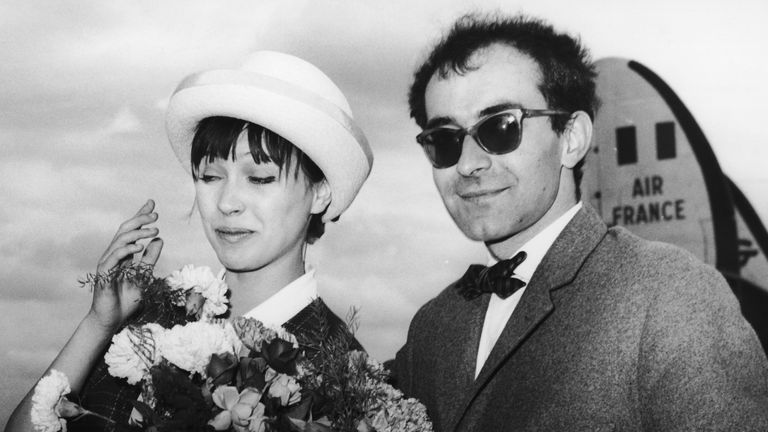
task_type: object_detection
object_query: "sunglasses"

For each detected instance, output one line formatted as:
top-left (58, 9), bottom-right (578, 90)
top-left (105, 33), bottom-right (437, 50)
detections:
top-left (416, 108), bottom-right (570, 168)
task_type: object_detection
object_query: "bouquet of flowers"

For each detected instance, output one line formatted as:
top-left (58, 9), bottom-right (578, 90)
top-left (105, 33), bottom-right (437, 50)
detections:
top-left (30, 264), bottom-right (432, 432)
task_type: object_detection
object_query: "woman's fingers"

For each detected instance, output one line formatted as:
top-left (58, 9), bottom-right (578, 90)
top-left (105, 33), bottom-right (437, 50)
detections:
top-left (140, 238), bottom-right (164, 267)
top-left (99, 227), bottom-right (159, 269)
top-left (98, 243), bottom-right (145, 273)
top-left (108, 200), bottom-right (155, 242)
top-left (97, 200), bottom-right (161, 273)
top-left (111, 211), bottom-right (158, 243)
top-left (134, 199), bottom-right (155, 217)
top-left (106, 227), bottom-right (159, 256)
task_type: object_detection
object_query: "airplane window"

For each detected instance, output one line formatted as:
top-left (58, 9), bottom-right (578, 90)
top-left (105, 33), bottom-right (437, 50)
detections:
top-left (616, 126), bottom-right (637, 165)
top-left (656, 121), bottom-right (676, 160)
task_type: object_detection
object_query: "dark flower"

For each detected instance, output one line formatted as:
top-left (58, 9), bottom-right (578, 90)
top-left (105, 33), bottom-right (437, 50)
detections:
top-left (262, 338), bottom-right (300, 375)
top-left (207, 353), bottom-right (238, 387)
top-left (237, 357), bottom-right (268, 391)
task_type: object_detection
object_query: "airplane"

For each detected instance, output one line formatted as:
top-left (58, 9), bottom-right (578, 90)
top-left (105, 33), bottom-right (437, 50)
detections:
top-left (583, 57), bottom-right (768, 353)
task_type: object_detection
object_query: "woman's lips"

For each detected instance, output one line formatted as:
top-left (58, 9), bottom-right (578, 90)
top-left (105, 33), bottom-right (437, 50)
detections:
top-left (215, 227), bottom-right (255, 243)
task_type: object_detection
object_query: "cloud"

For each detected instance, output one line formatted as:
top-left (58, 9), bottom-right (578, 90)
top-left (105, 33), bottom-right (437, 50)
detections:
top-left (0, 299), bottom-right (86, 419)
top-left (2, 0), bottom-right (768, 426)
top-left (104, 106), bottom-right (142, 135)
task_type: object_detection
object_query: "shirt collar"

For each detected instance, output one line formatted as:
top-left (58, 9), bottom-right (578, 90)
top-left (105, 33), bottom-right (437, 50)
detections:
top-left (242, 269), bottom-right (318, 328)
top-left (489, 202), bottom-right (583, 282)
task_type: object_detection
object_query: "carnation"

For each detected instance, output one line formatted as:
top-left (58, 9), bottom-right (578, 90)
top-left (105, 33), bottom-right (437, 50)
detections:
top-left (200, 271), bottom-right (229, 320)
top-left (274, 326), bottom-right (299, 349)
top-left (365, 381), bottom-right (433, 432)
top-left (157, 321), bottom-right (241, 375)
top-left (30, 370), bottom-right (70, 432)
top-left (105, 323), bottom-right (165, 385)
top-left (166, 264), bottom-right (215, 293)
top-left (231, 317), bottom-right (278, 353)
top-left (166, 265), bottom-right (229, 320)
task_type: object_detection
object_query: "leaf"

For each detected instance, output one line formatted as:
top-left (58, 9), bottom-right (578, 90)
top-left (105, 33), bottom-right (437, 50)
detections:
top-left (283, 415), bottom-right (331, 432)
top-left (283, 395), bottom-right (313, 421)
top-left (129, 400), bottom-right (159, 427)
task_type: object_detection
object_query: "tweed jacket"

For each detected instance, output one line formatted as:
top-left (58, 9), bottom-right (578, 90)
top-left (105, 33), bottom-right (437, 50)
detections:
top-left (70, 297), bottom-right (360, 431)
top-left (396, 204), bottom-right (768, 432)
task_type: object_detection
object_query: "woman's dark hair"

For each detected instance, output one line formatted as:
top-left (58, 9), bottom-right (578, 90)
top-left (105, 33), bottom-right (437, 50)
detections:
top-left (191, 116), bottom-right (327, 244)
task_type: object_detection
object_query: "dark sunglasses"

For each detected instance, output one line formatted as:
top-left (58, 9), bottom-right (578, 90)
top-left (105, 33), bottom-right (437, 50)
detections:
top-left (416, 108), bottom-right (570, 168)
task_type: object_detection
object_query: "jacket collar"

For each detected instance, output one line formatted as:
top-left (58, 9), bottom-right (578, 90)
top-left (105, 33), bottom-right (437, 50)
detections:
top-left (448, 204), bottom-right (608, 431)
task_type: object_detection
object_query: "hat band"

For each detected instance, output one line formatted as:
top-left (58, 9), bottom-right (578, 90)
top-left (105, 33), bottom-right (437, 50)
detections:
top-left (173, 70), bottom-right (370, 161)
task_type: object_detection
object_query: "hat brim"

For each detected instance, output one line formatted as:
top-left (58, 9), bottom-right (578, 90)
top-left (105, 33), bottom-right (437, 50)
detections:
top-left (166, 70), bottom-right (372, 222)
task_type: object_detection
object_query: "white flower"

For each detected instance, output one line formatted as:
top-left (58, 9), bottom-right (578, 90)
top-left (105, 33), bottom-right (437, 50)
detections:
top-left (166, 264), bottom-right (214, 293)
top-left (157, 321), bottom-right (240, 375)
top-left (247, 403), bottom-right (267, 432)
top-left (273, 326), bottom-right (299, 348)
top-left (200, 270), bottom-right (229, 320)
top-left (30, 370), bottom-right (70, 432)
top-left (223, 321), bottom-right (244, 356)
top-left (267, 373), bottom-right (301, 406)
top-left (105, 323), bottom-right (165, 385)
top-left (209, 386), bottom-right (264, 431)
top-left (166, 265), bottom-right (229, 320)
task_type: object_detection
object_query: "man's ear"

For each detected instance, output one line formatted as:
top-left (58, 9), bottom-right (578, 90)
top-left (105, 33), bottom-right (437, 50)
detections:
top-left (311, 179), bottom-right (332, 215)
top-left (560, 111), bottom-right (593, 169)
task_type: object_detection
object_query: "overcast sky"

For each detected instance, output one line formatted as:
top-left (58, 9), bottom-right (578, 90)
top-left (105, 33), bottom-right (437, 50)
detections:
top-left (2, 0), bottom-right (767, 424)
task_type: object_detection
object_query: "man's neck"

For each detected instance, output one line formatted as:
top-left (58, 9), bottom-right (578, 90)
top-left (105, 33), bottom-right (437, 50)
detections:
top-left (487, 194), bottom-right (578, 259)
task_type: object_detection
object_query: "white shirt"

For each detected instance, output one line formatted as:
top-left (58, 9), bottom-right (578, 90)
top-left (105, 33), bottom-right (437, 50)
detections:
top-left (474, 202), bottom-right (582, 378)
top-left (242, 269), bottom-right (319, 328)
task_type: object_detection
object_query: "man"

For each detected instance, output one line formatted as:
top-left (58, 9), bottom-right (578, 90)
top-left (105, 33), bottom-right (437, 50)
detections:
top-left (395, 13), bottom-right (768, 431)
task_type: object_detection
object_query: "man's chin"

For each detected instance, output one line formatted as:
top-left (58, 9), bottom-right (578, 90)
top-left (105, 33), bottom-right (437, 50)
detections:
top-left (458, 223), bottom-right (517, 244)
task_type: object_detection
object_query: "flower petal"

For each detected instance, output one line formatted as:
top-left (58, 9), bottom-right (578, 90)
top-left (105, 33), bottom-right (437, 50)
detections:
top-left (212, 386), bottom-right (240, 410)
top-left (238, 388), bottom-right (262, 406)
top-left (208, 410), bottom-right (233, 431)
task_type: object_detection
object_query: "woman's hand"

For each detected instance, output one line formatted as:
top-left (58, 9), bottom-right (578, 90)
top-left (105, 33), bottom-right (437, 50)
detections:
top-left (5, 200), bottom-right (166, 430)
top-left (87, 199), bottom-right (164, 332)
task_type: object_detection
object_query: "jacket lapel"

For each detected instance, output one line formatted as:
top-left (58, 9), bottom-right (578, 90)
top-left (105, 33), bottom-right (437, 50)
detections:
top-left (283, 298), bottom-right (364, 354)
top-left (458, 293), bottom-right (490, 391)
top-left (448, 205), bottom-right (608, 431)
top-left (434, 290), bottom-right (490, 423)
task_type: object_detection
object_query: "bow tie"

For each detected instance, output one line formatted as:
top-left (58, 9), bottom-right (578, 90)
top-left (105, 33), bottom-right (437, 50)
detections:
top-left (456, 251), bottom-right (527, 300)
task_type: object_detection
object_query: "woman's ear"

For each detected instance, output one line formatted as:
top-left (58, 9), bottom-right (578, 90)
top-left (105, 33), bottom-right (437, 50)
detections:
top-left (310, 179), bottom-right (332, 215)
top-left (560, 110), bottom-right (593, 169)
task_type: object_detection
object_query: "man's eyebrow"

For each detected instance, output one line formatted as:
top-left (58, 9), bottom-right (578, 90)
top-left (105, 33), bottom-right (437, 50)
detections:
top-left (478, 102), bottom-right (522, 118)
top-left (425, 102), bottom-right (523, 129)
top-left (424, 116), bottom-right (455, 129)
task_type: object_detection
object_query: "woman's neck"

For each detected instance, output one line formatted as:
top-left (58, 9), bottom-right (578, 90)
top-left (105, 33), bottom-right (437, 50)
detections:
top-left (225, 253), bottom-right (306, 318)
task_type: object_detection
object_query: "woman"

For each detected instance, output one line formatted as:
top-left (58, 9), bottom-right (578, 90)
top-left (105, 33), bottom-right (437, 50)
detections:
top-left (6, 51), bottom-right (372, 431)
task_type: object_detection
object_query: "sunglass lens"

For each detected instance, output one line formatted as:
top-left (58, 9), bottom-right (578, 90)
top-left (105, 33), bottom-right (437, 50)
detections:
top-left (478, 113), bottom-right (521, 154)
top-left (422, 129), bottom-right (463, 168)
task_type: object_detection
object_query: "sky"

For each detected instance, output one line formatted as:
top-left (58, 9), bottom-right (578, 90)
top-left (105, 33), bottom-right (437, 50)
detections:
top-left (2, 0), bottom-right (767, 425)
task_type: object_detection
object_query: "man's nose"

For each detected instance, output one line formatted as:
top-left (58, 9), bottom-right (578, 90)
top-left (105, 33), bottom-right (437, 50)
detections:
top-left (456, 134), bottom-right (492, 176)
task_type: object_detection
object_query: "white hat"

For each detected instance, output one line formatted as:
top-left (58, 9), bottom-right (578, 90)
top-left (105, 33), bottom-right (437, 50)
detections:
top-left (166, 51), bottom-right (373, 222)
